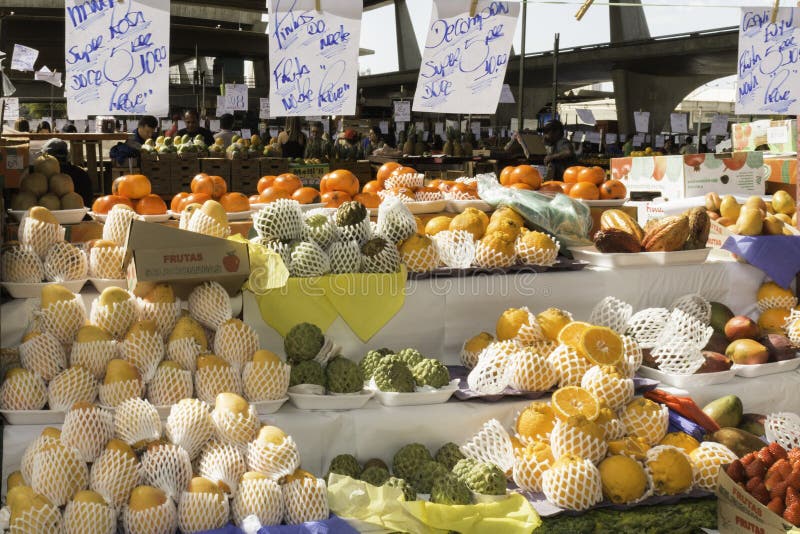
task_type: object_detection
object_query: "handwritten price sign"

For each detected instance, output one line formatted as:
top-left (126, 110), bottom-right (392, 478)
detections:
top-left (736, 7), bottom-right (800, 115)
top-left (268, 0), bottom-right (362, 117)
top-left (64, 0), bottom-right (170, 119)
top-left (412, 1), bottom-right (519, 114)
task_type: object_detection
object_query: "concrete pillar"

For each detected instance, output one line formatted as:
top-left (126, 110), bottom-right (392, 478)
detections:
top-left (609, 0), bottom-right (650, 43)
top-left (394, 0), bottom-right (421, 71)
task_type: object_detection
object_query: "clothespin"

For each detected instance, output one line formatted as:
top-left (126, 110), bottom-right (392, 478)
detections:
top-left (770, 0), bottom-right (780, 23)
top-left (469, 0), bottom-right (478, 17)
top-left (315, 0), bottom-right (321, 13)
top-left (575, 0), bottom-right (595, 21)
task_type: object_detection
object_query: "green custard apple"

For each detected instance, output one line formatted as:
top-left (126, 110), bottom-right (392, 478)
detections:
top-left (409, 460), bottom-right (450, 494)
top-left (358, 350), bottom-right (387, 382)
top-left (335, 201), bottom-right (368, 227)
top-left (284, 322), bottom-right (325, 363)
top-left (385, 477), bottom-right (417, 501)
top-left (452, 458), bottom-right (480, 482)
top-left (431, 473), bottom-right (473, 505)
top-left (373, 358), bottom-right (415, 393)
top-left (392, 443), bottom-right (433, 480)
top-left (435, 442), bottom-right (466, 470)
top-left (412, 358), bottom-right (451, 388)
top-left (395, 348), bottom-right (424, 368)
top-left (327, 454), bottom-right (361, 479)
top-left (464, 462), bottom-right (507, 495)
top-left (289, 360), bottom-right (327, 388)
top-left (359, 465), bottom-right (390, 487)
top-left (326, 357), bottom-right (363, 394)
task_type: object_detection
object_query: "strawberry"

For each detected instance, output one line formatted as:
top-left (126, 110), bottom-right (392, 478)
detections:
top-left (752, 483), bottom-right (771, 505)
top-left (757, 448), bottom-right (776, 467)
top-left (745, 458), bottom-right (767, 480)
top-left (788, 448), bottom-right (800, 464)
top-left (786, 469), bottom-right (800, 490)
top-left (783, 502), bottom-right (800, 527)
top-left (769, 479), bottom-right (788, 500)
top-left (767, 459), bottom-right (792, 482)
top-left (727, 460), bottom-right (746, 483)
top-left (769, 442), bottom-right (789, 461)
top-left (741, 453), bottom-right (757, 466)
top-left (768, 496), bottom-right (785, 516)
top-left (747, 477), bottom-right (763, 493)
top-left (787, 487), bottom-right (800, 508)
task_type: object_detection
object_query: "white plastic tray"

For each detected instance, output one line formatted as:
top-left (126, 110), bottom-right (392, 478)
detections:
top-left (371, 380), bottom-right (459, 407)
top-left (581, 198), bottom-right (629, 207)
top-left (570, 246), bottom-right (711, 268)
top-left (1, 278), bottom-right (87, 299)
top-left (89, 278), bottom-right (127, 292)
top-left (288, 390), bottom-right (373, 411)
top-left (0, 409), bottom-right (66, 425)
top-left (298, 203), bottom-right (326, 212)
top-left (88, 211), bottom-right (107, 222)
top-left (227, 210), bottom-right (254, 221)
top-left (253, 397), bottom-right (289, 415)
top-left (637, 366), bottom-right (737, 388)
top-left (445, 199), bottom-right (492, 213)
top-left (90, 212), bottom-right (169, 223)
top-left (732, 357), bottom-right (800, 378)
top-left (8, 208), bottom-right (88, 225)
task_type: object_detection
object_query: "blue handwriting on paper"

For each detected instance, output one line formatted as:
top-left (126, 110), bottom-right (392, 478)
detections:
top-left (320, 25), bottom-right (350, 50)
top-left (273, 0), bottom-right (317, 50)
top-left (273, 57), bottom-right (311, 87)
top-left (317, 60), bottom-right (350, 108)
top-left (66, 0), bottom-right (115, 29)
top-left (67, 36), bottom-right (104, 65)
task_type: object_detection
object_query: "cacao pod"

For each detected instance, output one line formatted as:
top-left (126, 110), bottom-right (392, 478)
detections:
top-left (641, 215), bottom-right (690, 252)
top-left (599, 209), bottom-right (644, 243)
top-left (594, 228), bottom-right (643, 253)
top-left (684, 207), bottom-right (710, 250)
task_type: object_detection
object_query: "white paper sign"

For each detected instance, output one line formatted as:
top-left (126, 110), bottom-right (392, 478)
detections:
top-left (269, 128), bottom-right (279, 138)
top-left (633, 133), bottom-right (645, 146)
top-left (2, 98), bottom-right (19, 121)
top-left (11, 44), bottom-right (38, 72)
top-left (471, 122), bottom-right (481, 137)
top-left (34, 66), bottom-right (63, 87)
top-left (394, 101), bottom-right (411, 122)
top-left (268, 0), bottom-right (362, 117)
top-left (736, 7), bottom-right (800, 115)
top-left (259, 98), bottom-right (270, 119)
top-left (224, 84), bottom-right (247, 111)
top-left (64, 0), bottom-right (170, 119)
top-left (767, 125), bottom-right (790, 144)
top-left (670, 113), bottom-right (688, 133)
top-left (240, 128), bottom-right (252, 140)
top-left (710, 114), bottom-right (728, 136)
top-left (434, 122), bottom-right (444, 136)
top-left (488, 127), bottom-right (493, 137)
top-left (415, 121), bottom-right (425, 132)
top-left (655, 135), bottom-right (665, 147)
top-left (633, 111), bottom-right (650, 133)
top-left (209, 119), bottom-right (220, 131)
top-left (379, 121), bottom-right (388, 134)
top-left (499, 84), bottom-right (515, 103)
top-left (510, 118), bottom-right (518, 132)
top-left (413, 1), bottom-right (520, 114)
top-left (74, 119), bottom-right (86, 131)
top-left (576, 109), bottom-right (596, 125)
top-left (585, 132), bottom-right (601, 144)
top-left (423, 131), bottom-right (429, 141)
top-left (216, 95), bottom-right (230, 116)
top-left (606, 133), bottom-right (618, 144)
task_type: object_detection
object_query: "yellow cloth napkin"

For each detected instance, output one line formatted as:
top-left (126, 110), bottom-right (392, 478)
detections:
top-left (256, 277), bottom-right (339, 337)
top-left (227, 235), bottom-right (289, 293)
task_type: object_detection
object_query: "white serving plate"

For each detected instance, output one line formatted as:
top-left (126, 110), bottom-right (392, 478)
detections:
top-left (446, 199), bottom-right (492, 213)
top-left (9, 208), bottom-right (88, 225)
top-left (249, 203), bottom-right (267, 211)
top-left (288, 389), bottom-right (373, 411)
top-left (140, 213), bottom-right (171, 223)
top-left (637, 366), bottom-right (737, 388)
top-left (371, 380), bottom-right (459, 407)
top-left (580, 198), bottom-right (629, 207)
top-left (88, 211), bottom-right (108, 222)
top-left (0, 409), bottom-right (66, 425)
top-left (227, 210), bottom-right (253, 221)
top-left (298, 203), bottom-right (326, 212)
top-left (1, 278), bottom-right (87, 299)
top-left (570, 246), bottom-right (711, 268)
top-left (89, 278), bottom-right (127, 292)
top-left (253, 397), bottom-right (289, 415)
top-left (406, 200), bottom-right (448, 214)
top-left (732, 358), bottom-right (800, 378)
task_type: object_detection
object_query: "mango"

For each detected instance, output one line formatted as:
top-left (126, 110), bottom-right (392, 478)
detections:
top-left (739, 413), bottom-right (766, 437)
top-left (719, 195), bottom-right (741, 220)
top-left (736, 208), bottom-right (763, 236)
top-left (772, 190), bottom-right (796, 216)
top-left (724, 315), bottom-right (760, 341)
top-left (759, 334), bottom-right (795, 362)
top-left (725, 339), bottom-right (769, 365)
top-left (708, 427), bottom-right (766, 458)
top-left (709, 302), bottom-right (734, 335)
top-left (702, 395), bottom-right (743, 428)
top-left (696, 351), bottom-right (732, 373)
top-left (762, 215), bottom-right (785, 235)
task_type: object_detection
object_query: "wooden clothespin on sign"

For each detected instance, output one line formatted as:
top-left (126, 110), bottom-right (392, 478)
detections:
top-left (770, 0), bottom-right (780, 23)
top-left (469, 0), bottom-right (478, 17)
top-left (575, 0), bottom-right (595, 21)
top-left (315, 0), bottom-right (321, 13)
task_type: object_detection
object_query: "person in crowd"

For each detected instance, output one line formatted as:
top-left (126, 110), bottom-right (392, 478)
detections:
top-left (278, 117), bottom-right (306, 158)
top-left (663, 137), bottom-right (676, 155)
top-left (622, 134), bottom-right (634, 156)
top-left (41, 138), bottom-right (92, 206)
top-left (125, 115), bottom-right (158, 153)
top-left (37, 121), bottom-right (52, 134)
top-left (304, 122), bottom-right (331, 160)
top-left (164, 114), bottom-right (180, 137)
top-left (13, 118), bottom-right (30, 132)
top-left (363, 126), bottom-right (386, 156)
top-left (542, 120), bottom-right (576, 181)
top-left (332, 129), bottom-right (363, 161)
top-left (680, 135), bottom-right (698, 155)
top-left (177, 110), bottom-right (214, 146)
top-left (61, 123), bottom-right (78, 133)
top-left (213, 114), bottom-right (236, 148)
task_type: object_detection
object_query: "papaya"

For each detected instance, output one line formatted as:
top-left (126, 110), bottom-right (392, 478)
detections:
top-left (702, 395), bottom-right (743, 428)
top-left (707, 427), bottom-right (766, 458)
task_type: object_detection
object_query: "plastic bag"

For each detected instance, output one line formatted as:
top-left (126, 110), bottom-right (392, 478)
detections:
top-left (476, 174), bottom-right (593, 248)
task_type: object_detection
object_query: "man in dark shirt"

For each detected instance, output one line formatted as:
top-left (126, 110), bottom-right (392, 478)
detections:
top-left (177, 109), bottom-right (214, 146)
top-left (41, 138), bottom-right (93, 206)
top-left (543, 120), bottom-right (576, 182)
top-left (126, 115), bottom-right (158, 153)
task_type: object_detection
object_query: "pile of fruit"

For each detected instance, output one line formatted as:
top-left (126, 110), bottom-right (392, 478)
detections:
top-left (0, 281), bottom-right (290, 412)
top-left (171, 173), bottom-right (249, 215)
top-left (629, 147), bottom-right (664, 157)
top-left (326, 442), bottom-right (509, 504)
top-left (2, 394), bottom-right (328, 532)
top-left (252, 199), bottom-right (409, 276)
top-left (11, 155), bottom-right (85, 212)
top-left (253, 171), bottom-right (358, 208)
top-left (92, 174), bottom-right (167, 216)
top-left (142, 135), bottom-right (208, 157)
top-left (1, 207), bottom-right (87, 284)
top-left (225, 134), bottom-right (264, 160)
top-left (705, 191), bottom-right (798, 234)
top-left (593, 207), bottom-right (710, 253)
top-left (497, 164), bottom-right (627, 201)
top-left (368, 162), bottom-right (480, 204)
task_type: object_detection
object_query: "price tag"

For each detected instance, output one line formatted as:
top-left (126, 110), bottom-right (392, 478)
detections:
top-left (634, 111), bottom-right (650, 133)
top-left (670, 113), bottom-right (688, 134)
top-left (435, 122), bottom-right (444, 136)
top-left (240, 128), bottom-right (252, 140)
top-left (394, 101), bottom-right (411, 122)
top-left (259, 98), bottom-right (270, 120)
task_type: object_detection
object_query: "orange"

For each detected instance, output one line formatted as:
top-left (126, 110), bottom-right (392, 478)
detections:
top-left (219, 192), bottom-right (250, 213)
top-left (248, 194), bottom-right (262, 205)
top-left (111, 176), bottom-right (124, 196)
top-left (321, 169), bottom-right (359, 197)
top-left (499, 165), bottom-right (515, 186)
top-left (376, 162), bottom-right (401, 187)
top-left (579, 326), bottom-right (624, 366)
top-left (562, 183), bottom-right (574, 195)
top-left (551, 386), bottom-right (600, 421)
top-left (257, 175), bottom-right (277, 194)
top-left (563, 166), bottom-right (585, 184)
top-left (259, 187), bottom-right (291, 203)
top-left (191, 174), bottom-right (214, 196)
top-left (362, 180), bottom-right (382, 194)
top-left (509, 183), bottom-right (534, 190)
top-left (390, 166), bottom-right (417, 179)
top-left (539, 181), bottom-right (565, 193)
top-left (321, 191), bottom-right (351, 208)
top-left (92, 195), bottom-right (134, 214)
top-left (210, 176), bottom-right (227, 199)
top-left (568, 182), bottom-right (600, 200)
top-left (516, 403), bottom-right (556, 441)
top-left (117, 174), bottom-right (151, 200)
top-left (170, 192), bottom-right (189, 212)
top-left (178, 192), bottom-right (211, 211)
top-left (291, 187), bottom-right (321, 204)
top-left (354, 192), bottom-right (381, 208)
top-left (391, 186), bottom-right (415, 200)
top-left (600, 179), bottom-right (627, 200)
top-left (272, 173), bottom-right (302, 194)
top-left (509, 165), bottom-right (542, 189)
top-left (577, 166), bottom-right (605, 186)
top-left (134, 194), bottom-right (167, 215)
top-left (556, 321), bottom-right (593, 351)
top-left (428, 179), bottom-right (443, 189)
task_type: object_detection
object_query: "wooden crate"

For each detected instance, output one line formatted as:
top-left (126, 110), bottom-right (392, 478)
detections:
top-left (199, 158), bottom-right (231, 181)
top-left (230, 160), bottom-right (262, 194)
top-left (260, 157), bottom-right (289, 177)
top-left (288, 164), bottom-right (329, 187)
top-left (110, 166), bottom-right (141, 180)
top-left (170, 159), bottom-right (201, 193)
top-left (140, 160), bottom-right (172, 197)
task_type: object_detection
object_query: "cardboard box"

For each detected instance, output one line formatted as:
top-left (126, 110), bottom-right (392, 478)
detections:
top-left (124, 220), bottom-right (250, 298)
top-left (0, 142), bottom-right (29, 189)
top-left (765, 156), bottom-right (797, 185)
top-left (613, 152), bottom-right (766, 202)
top-left (260, 157), bottom-right (289, 177)
top-left (717, 466), bottom-right (800, 533)
top-left (733, 119), bottom-right (797, 153)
